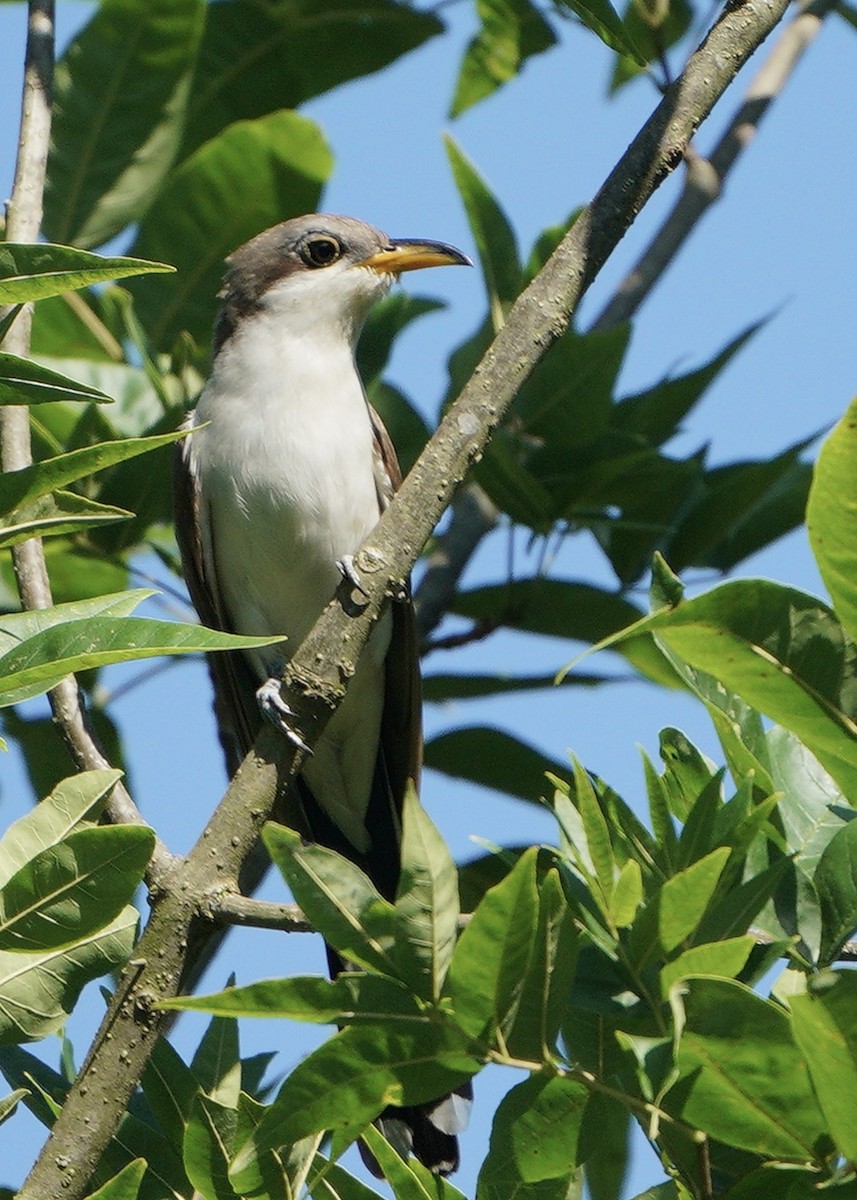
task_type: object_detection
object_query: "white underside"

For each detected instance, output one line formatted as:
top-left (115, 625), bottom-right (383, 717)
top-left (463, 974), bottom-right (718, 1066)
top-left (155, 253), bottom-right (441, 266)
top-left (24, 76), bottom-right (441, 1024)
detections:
top-left (189, 279), bottom-right (392, 852)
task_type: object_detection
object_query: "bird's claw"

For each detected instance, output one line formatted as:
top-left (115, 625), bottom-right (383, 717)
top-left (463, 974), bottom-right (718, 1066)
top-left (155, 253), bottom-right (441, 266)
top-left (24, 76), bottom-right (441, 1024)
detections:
top-left (256, 678), bottom-right (313, 755)
top-left (336, 554), bottom-right (369, 598)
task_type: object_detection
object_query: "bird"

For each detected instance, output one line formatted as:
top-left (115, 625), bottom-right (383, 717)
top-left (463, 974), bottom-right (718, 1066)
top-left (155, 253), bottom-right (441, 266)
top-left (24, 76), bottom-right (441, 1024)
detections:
top-left (173, 213), bottom-right (473, 1175)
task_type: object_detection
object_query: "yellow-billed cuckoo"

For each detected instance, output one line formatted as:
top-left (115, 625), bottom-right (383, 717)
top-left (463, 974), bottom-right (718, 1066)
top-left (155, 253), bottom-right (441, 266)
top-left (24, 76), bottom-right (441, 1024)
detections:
top-left (174, 214), bottom-right (472, 1175)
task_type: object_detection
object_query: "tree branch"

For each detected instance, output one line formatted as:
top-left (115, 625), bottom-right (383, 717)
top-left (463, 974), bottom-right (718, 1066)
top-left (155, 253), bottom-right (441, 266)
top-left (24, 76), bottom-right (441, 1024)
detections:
top-left (0, 1), bottom-right (174, 886)
top-left (17, 1), bottom-right (792, 1193)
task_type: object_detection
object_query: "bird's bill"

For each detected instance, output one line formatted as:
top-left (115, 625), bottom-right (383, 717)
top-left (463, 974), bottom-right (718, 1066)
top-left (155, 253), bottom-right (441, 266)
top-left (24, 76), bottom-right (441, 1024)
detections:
top-left (361, 239), bottom-right (472, 274)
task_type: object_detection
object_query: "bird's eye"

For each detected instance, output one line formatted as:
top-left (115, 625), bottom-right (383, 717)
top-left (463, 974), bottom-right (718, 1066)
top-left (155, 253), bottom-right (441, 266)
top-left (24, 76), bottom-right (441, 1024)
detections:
top-left (301, 236), bottom-right (342, 268)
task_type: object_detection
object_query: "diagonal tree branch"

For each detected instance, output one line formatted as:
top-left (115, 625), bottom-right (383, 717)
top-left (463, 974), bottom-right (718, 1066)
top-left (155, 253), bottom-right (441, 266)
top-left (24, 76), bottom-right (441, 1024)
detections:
top-left (0, 1), bottom-right (174, 884)
top-left (18, 0), bottom-right (792, 1194)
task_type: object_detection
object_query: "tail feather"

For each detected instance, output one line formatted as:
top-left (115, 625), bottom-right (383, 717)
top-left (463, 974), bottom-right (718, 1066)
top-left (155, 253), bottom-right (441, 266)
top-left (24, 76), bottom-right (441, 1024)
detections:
top-left (359, 1081), bottom-right (474, 1178)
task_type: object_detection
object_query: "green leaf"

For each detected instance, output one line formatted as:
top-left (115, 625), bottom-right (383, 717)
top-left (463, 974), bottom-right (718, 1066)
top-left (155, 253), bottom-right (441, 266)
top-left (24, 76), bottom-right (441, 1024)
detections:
top-left (594, 578), bottom-right (857, 799)
top-left (610, 857), bottom-right (643, 928)
top-left (163, 974), bottom-right (423, 1026)
top-left (0, 243), bottom-right (173, 304)
top-left (425, 726), bottom-right (568, 805)
top-left (308, 1151), bottom-right (387, 1200)
top-left (84, 1160), bottom-right (146, 1200)
top-left (45, 0), bottom-right (205, 248)
top-left (609, 0), bottom-right (690, 91)
top-left (128, 110), bottom-right (331, 348)
top-left (359, 1125), bottom-right (433, 1199)
top-left (0, 490), bottom-right (132, 550)
top-left (0, 768), bottom-right (121, 887)
top-left (423, 670), bottom-right (609, 702)
top-left (444, 136), bottom-right (521, 326)
top-left (657, 846), bottom-right (731, 955)
top-left (183, 1093), bottom-right (239, 1200)
top-left (262, 823), bottom-right (398, 977)
top-left (671, 977), bottom-right (826, 1158)
top-left (444, 847), bottom-right (539, 1041)
top-left (580, 1093), bottom-right (630, 1200)
top-left (451, 0), bottom-right (556, 117)
top-left (658, 728), bottom-right (717, 823)
top-left (182, 0), bottom-right (443, 160)
top-left (506, 868), bottom-right (579, 1062)
top-left (357, 293), bottom-right (445, 384)
top-left (0, 354), bottom-right (112, 405)
top-left (191, 1010), bottom-right (241, 1108)
top-left (614, 320), bottom-right (765, 448)
top-left (477, 1075), bottom-right (587, 1198)
top-left (0, 1086), bottom-right (28, 1127)
top-left (566, 764), bottom-right (617, 919)
top-left (0, 906), bottom-right (137, 1044)
top-left (808, 393), bottom-right (857, 643)
top-left (659, 935), bottom-right (755, 997)
top-left (668, 443), bottom-right (813, 573)
top-left (0, 825), bottom-right (153, 951)
top-left (140, 1037), bottom-right (201, 1152)
top-left (557, 0), bottom-right (645, 62)
top-left (0, 589), bottom-right (150, 659)
top-left (789, 971), bottom-right (857, 1160)
top-left (815, 817), bottom-right (857, 965)
top-left (393, 785), bottom-right (459, 1002)
top-left (452, 580), bottom-right (674, 685)
top-left (0, 614), bottom-right (283, 709)
top-left (0, 429), bottom-right (188, 521)
top-left (229, 1024), bottom-right (479, 1189)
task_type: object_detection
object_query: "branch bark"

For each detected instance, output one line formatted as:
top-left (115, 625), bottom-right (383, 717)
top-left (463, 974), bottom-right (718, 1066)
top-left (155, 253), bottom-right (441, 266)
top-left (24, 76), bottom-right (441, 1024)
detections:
top-left (18, 0), bottom-right (792, 1193)
top-left (0, 1), bottom-right (173, 885)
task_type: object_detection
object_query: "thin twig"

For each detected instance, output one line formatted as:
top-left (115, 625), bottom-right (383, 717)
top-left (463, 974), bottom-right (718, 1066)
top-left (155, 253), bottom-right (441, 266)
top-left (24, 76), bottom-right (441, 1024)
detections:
top-left (0, 1), bottom-right (173, 884)
top-left (589, 0), bottom-right (834, 330)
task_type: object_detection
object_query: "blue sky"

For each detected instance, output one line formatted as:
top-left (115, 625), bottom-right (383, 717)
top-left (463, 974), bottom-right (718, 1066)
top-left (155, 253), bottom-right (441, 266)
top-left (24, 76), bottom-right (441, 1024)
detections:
top-left (1, 1), bottom-right (856, 1195)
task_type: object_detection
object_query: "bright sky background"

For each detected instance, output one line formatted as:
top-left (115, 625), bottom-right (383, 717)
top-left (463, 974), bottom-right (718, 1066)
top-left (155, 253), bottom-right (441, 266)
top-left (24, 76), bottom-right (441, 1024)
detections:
top-left (1, 1), bottom-right (856, 1195)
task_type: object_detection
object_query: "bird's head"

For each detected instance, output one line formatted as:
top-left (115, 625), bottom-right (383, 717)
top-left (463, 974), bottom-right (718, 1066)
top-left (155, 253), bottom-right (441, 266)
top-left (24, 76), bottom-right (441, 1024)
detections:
top-left (214, 214), bottom-right (471, 352)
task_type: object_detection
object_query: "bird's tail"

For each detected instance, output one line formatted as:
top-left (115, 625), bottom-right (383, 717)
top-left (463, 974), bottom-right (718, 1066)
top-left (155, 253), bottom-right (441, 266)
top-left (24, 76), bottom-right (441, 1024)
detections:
top-left (359, 1082), bottom-right (474, 1177)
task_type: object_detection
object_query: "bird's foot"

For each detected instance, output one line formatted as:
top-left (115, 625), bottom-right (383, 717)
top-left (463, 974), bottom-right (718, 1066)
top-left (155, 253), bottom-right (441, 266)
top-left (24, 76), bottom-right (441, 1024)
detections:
top-left (336, 554), bottom-right (369, 598)
top-left (256, 678), bottom-right (313, 754)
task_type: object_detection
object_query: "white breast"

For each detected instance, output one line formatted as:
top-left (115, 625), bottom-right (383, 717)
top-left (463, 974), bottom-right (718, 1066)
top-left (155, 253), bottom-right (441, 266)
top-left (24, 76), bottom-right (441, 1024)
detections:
top-left (188, 293), bottom-right (392, 852)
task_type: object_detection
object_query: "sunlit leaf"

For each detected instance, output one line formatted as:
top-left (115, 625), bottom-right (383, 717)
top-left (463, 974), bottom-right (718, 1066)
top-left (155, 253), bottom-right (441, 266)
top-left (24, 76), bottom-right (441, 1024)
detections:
top-left (789, 971), bottom-right (857, 1160)
top-left (451, 0), bottom-right (556, 117)
top-left (45, 0), bottom-right (205, 248)
top-left (0, 825), bottom-right (153, 951)
top-left (0, 906), bottom-right (137, 1044)
top-left (671, 977), bottom-right (826, 1158)
top-left (808, 393), bottom-right (857, 644)
top-left (128, 111), bottom-right (331, 347)
top-left (0, 353), bottom-right (112, 405)
top-left (0, 243), bottom-right (172, 305)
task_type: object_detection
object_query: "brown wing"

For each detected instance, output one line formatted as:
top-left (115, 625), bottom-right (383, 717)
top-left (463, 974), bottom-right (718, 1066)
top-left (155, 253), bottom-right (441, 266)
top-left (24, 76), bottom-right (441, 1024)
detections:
top-left (173, 429), bottom-right (261, 776)
top-left (369, 404), bottom-right (423, 810)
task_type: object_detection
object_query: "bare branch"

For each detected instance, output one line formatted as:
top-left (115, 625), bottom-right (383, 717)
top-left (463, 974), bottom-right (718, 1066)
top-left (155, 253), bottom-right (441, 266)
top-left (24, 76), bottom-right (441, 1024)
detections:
top-left (204, 892), bottom-right (313, 933)
top-left (18, 1), bottom-right (792, 1193)
top-left (0, 1), bottom-right (173, 884)
top-left (590, 0), bottom-right (834, 331)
